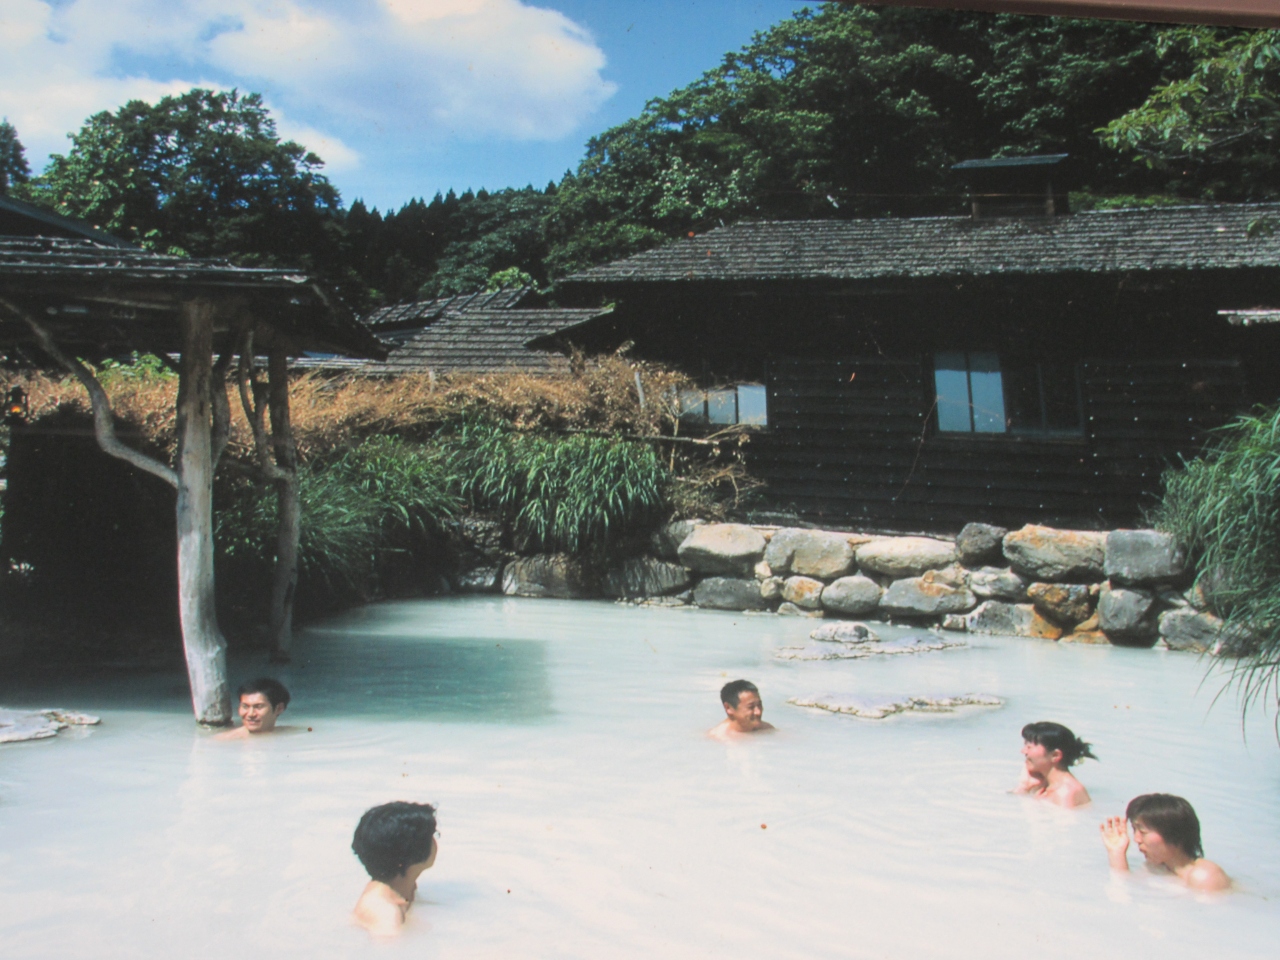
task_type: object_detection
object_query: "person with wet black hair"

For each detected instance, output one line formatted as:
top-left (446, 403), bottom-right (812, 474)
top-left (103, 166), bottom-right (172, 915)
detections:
top-left (1101, 794), bottom-right (1230, 891)
top-left (215, 677), bottom-right (292, 739)
top-left (709, 679), bottom-right (775, 740)
top-left (1013, 721), bottom-right (1096, 808)
top-left (352, 801), bottom-right (439, 935)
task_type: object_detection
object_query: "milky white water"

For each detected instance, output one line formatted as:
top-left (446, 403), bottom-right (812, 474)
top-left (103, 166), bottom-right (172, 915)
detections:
top-left (1, 597), bottom-right (1278, 959)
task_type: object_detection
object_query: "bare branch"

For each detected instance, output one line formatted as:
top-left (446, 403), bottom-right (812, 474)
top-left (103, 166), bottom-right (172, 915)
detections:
top-left (236, 330), bottom-right (288, 482)
top-left (0, 296), bottom-right (179, 490)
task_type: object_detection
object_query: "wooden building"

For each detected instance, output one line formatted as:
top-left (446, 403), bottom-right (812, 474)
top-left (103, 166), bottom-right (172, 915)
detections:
top-left (554, 199), bottom-right (1280, 531)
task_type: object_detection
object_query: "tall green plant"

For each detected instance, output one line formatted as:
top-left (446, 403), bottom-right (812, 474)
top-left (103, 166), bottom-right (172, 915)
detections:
top-left (1151, 405), bottom-right (1280, 717)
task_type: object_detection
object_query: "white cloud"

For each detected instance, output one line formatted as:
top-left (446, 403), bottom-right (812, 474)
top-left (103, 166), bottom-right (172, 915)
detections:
top-left (0, 0), bottom-right (614, 174)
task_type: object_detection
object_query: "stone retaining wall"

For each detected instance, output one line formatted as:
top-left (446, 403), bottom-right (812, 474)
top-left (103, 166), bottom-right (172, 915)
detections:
top-left (490, 520), bottom-right (1230, 654)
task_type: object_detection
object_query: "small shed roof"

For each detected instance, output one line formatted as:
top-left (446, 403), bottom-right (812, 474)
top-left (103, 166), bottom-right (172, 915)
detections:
top-left (0, 194), bottom-right (136, 248)
top-left (365, 287), bottom-right (530, 334)
top-left (0, 237), bottom-right (385, 359)
top-left (561, 203), bottom-right (1280, 287)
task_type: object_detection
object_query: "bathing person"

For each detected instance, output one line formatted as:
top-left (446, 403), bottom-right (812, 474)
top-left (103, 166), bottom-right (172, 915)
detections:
top-left (215, 677), bottom-right (291, 739)
top-left (1100, 793), bottom-right (1231, 892)
top-left (352, 801), bottom-right (439, 936)
top-left (708, 679), bottom-right (775, 740)
top-left (1013, 721), bottom-right (1095, 807)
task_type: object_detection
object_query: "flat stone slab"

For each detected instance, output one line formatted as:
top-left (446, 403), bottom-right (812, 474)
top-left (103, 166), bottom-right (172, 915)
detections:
top-left (775, 632), bottom-right (965, 660)
top-left (788, 693), bottom-right (1003, 720)
top-left (811, 621), bottom-right (881, 643)
top-left (0, 708), bottom-right (100, 744)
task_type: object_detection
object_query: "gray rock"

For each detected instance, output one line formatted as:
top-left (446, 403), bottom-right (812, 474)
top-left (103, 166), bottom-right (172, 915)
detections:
top-left (501, 555), bottom-right (597, 599)
top-left (753, 560), bottom-right (773, 581)
top-left (811, 621), bottom-right (880, 643)
top-left (777, 602), bottom-right (825, 617)
top-left (649, 519), bottom-right (703, 560)
top-left (677, 523), bottom-right (767, 576)
top-left (1104, 529), bottom-right (1187, 585)
top-left (856, 537), bottom-right (958, 578)
top-left (601, 557), bottom-right (691, 599)
top-left (969, 567), bottom-right (1029, 601)
top-left (776, 633), bottom-right (965, 660)
top-left (789, 692), bottom-right (1002, 720)
top-left (820, 575), bottom-right (883, 616)
top-left (693, 576), bottom-right (770, 611)
top-left (760, 576), bottom-right (785, 601)
top-left (0, 708), bottom-right (100, 744)
top-left (1158, 608), bottom-right (1223, 652)
top-left (1002, 525), bottom-right (1106, 582)
top-left (956, 523), bottom-right (1008, 567)
top-left (764, 528), bottom-right (856, 579)
top-left (879, 573), bottom-right (977, 618)
top-left (965, 601), bottom-right (1063, 639)
top-left (1097, 583), bottom-right (1158, 645)
top-left (941, 614), bottom-right (968, 631)
top-left (455, 565), bottom-right (501, 593)
top-left (1026, 582), bottom-right (1093, 627)
top-left (782, 575), bottom-right (825, 609)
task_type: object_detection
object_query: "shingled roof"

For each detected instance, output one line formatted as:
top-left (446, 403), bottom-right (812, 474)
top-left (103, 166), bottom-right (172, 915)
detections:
top-left (0, 237), bottom-right (385, 359)
top-left (562, 203), bottom-right (1280, 286)
top-left (364, 286), bottom-right (529, 335)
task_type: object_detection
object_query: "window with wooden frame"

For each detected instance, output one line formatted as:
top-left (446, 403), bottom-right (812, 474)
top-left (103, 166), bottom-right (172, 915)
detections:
top-left (933, 352), bottom-right (1083, 436)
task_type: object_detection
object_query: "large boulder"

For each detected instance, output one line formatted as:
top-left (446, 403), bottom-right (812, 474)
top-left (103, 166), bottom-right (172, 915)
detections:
top-left (693, 576), bottom-right (769, 611)
top-left (601, 557), bottom-right (691, 599)
top-left (856, 537), bottom-right (957, 578)
top-left (677, 523), bottom-right (767, 576)
top-left (650, 519), bottom-right (703, 560)
top-left (880, 573), bottom-right (977, 618)
top-left (502, 555), bottom-right (596, 598)
top-left (764, 528), bottom-right (856, 579)
top-left (782, 575), bottom-right (825, 610)
top-left (1002, 525), bottom-right (1106, 582)
top-left (956, 522), bottom-right (1008, 567)
top-left (969, 567), bottom-right (1029, 601)
top-left (1026, 582), bottom-right (1093, 627)
top-left (820, 575), bottom-right (883, 616)
top-left (1158, 608), bottom-right (1223, 653)
top-left (1104, 529), bottom-right (1187, 585)
top-left (455, 565), bottom-right (501, 593)
top-left (965, 601), bottom-right (1063, 639)
top-left (1097, 583), bottom-right (1158, 645)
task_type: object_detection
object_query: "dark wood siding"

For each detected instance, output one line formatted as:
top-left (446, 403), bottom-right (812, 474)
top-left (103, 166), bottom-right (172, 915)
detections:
top-left (753, 356), bottom-right (1245, 532)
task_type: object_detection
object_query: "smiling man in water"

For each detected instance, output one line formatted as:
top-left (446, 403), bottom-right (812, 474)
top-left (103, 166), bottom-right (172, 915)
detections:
top-left (216, 677), bottom-right (291, 739)
top-left (708, 679), bottom-right (775, 740)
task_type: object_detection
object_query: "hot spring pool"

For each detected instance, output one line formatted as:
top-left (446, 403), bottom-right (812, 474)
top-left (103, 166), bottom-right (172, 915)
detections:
top-left (1, 597), bottom-right (1278, 959)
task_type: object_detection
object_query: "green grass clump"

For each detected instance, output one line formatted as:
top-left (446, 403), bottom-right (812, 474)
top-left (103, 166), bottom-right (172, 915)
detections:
top-left (1151, 405), bottom-right (1280, 715)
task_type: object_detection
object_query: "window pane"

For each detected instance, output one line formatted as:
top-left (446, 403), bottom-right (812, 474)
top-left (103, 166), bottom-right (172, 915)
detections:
top-left (934, 352), bottom-right (971, 432)
top-left (679, 389), bottom-right (706, 421)
top-left (737, 384), bottom-right (768, 425)
top-left (1003, 363), bottom-right (1043, 431)
top-left (706, 389), bottom-right (737, 424)
top-left (1040, 364), bottom-right (1083, 431)
top-left (968, 352), bottom-right (1006, 433)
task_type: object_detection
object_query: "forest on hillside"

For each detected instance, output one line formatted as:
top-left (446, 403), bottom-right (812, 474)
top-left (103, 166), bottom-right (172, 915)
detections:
top-left (2, 4), bottom-right (1277, 312)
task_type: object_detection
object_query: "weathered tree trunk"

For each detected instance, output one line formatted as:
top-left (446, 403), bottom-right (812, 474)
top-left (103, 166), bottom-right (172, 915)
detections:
top-left (266, 348), bottom-right (300, 663)
top-left (175, 303), bottom-right (231, 724)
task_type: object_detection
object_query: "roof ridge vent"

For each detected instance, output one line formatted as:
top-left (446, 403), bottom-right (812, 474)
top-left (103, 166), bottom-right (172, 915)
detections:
top-left (951, 153), bottom-right (1071, 220)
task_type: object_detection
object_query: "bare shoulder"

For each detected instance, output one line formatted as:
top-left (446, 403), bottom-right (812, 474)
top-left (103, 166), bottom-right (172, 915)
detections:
top-left (1186, 859), bottom-right (1232, 892)
top-left (707, 721), bottom-right (731, 741)
top-left (758, 721), bottom-right (777, 732)
top-left (1061, 780), bottom-right (1091, 808)
top-left (353, 883), bottom-right (407, 936)
top-left (213, 726), bottom-right (247, 741)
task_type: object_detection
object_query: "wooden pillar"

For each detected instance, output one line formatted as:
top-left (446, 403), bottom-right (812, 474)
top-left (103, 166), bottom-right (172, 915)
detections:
top-left (266, 347), bottom-right (300, 663)
top-left (175, 302), bottom-right (231, 724)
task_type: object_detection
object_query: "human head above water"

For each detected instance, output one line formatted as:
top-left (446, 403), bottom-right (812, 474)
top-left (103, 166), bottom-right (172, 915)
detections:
top-left (352, 801), bottom-right (439, 883)
top-left (1126, 793), bottom-right (1203, 859)
top-left (720, 679), bottom-right (760, 708)
top-left (237, 677), bottom-right (291, 709)
top-left (1021, 721), bottom-right (1096, 767)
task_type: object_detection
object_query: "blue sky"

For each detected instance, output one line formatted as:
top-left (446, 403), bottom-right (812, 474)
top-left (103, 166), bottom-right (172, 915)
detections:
top-left (0, 0), bottom-right (812, 211)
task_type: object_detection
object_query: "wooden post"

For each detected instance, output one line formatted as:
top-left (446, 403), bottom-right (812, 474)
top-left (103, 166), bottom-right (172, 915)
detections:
top-left (267, 347), bottom-right (300, 663)
top-left (175, 302), bottom-right (231, 724)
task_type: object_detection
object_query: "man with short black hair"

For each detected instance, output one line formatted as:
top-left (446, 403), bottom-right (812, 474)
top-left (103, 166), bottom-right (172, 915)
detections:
top-left (708, 679), bottom-right (775, 740)
top-left (215, 677), bottom-right (291, 739)
top-left (352, 801), bottom-right (439, 936)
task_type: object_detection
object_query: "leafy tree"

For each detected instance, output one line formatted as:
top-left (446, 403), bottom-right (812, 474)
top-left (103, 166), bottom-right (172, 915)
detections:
top-left (21, 89), bottom-right (346, 272)
top-left (0, 119), bottom-right (30, 195)
top-left (1101, 28), bottom-right (1280, 199)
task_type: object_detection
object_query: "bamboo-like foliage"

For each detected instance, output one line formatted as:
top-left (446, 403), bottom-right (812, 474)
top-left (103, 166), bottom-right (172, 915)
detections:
top-left (444, 419), bottom-right (666, 557)
top-left (1151, 405), bottom-right (1280, 718)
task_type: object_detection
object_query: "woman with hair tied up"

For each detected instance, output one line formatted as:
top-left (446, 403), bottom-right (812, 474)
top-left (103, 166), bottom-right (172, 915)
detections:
top-left (1101, 794), bottom-right (1231, 892)
top-left (1013, 721), bottom-right (1097, 808)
